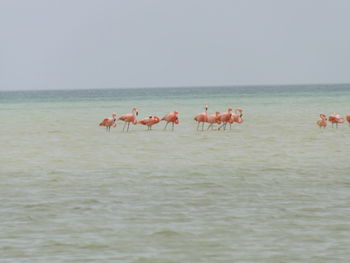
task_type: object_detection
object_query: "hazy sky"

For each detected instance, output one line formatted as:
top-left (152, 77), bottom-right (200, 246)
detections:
top-left (1, 0), bottom-right (349, 90)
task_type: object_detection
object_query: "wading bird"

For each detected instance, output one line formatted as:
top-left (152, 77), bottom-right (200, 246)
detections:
top-left (99, 113), bottom-right (117, 132)
top-left (231, 108), bottom-right (244, 126)
top-left (316, 114), bottom-right (327, 128)
top-left (218, 108), bottom-right (233, 130)
top-left (328, 112), bottom-right (344, 128)
top-left (194, 104), bottom-right (208, 131)
top-left (118, 107), bottom-right (138, 132)
top-left (206, 112), bottom-right (221, 130)
top-left (161, 111), bottom-right (179, 131)
top-left (138, 115), bottom-right (160, 130)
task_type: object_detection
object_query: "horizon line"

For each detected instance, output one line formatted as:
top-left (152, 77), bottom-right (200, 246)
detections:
top-left (1, 82), bottom-right (349, 92)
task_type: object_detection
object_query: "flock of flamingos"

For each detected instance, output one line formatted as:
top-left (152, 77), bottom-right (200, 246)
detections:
top-left (99, 104), bottom-right (244, 132)
top-left (99, 104), bottom-right (350, 132)
top-left (317, 113), bottom-right (350, 128)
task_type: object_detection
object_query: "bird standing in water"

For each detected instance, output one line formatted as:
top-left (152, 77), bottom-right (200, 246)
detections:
top-left (194, 103), bottom-right (208, 131)
top-left (218, 108), bottom-right (233, 130)
top-left (161, 111), bottom-right (179, 131)
top-left (328, 112), bottom-right (344, 128)
top-left (99, 113), bottom-right (117, 132)
top-left (118, 107), bottom-right (138, 132)
top-left (206, 111), bottom-right (221, 130)
top-left (138, 115), bottom-right (160, 130)
top-left (316, 114), bottom-right (327, 128)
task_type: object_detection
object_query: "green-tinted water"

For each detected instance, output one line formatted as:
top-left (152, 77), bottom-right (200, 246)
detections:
top-left (1, 85), bottom-right (350, 262)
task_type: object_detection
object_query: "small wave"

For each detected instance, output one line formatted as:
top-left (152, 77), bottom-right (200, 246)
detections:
top-left (48, 130), bottom-right (63, 134)
top-left (77, 243), bottom-right (110, 249)
top-left (149, 229), bottom-right (194, 239)
top-left (150, 229), bottom-right (182, 237)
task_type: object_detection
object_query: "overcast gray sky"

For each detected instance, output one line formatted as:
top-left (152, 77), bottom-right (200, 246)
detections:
top-left (0, 0), bottom-right (349, 90)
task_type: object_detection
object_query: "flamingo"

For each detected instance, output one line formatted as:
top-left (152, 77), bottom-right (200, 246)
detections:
top-left (138, 115), bottom-right (160, 130)
top-left (206, 112), bottom-right (221, 130)
top-left (346, 114), bottom-right (350, 127)
top-left (118, 107), bottom-right (138, 132)
top-left (99, 113), bottom-right (117, 132)
top-left (194, 104), bottom-right (208, 131)
top-left (226, 108), bottom-right (244, 129)
top-left (316, 114), bottom-right (327, 128)
top-left (218, 108), bottom-right (233, 130)
top-left (328, 112), bottom-right (344, 128)
top-left (161, 111), bottom-right (179, 131)
top-left (231, 108), bottom-right (244, 126)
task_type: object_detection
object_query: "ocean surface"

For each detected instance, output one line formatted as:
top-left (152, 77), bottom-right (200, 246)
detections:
top-left (1, 85), bottom-right (350, 262)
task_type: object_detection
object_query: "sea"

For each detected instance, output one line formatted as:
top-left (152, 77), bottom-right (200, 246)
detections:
top-left (1, 84), bottom-right (350, 262)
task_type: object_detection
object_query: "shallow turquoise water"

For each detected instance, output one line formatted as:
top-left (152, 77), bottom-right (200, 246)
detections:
top-left (1, 85), bottom-right (350, 262)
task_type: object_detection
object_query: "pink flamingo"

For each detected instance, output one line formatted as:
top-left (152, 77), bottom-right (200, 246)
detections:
top-left (226, 108), bottom-right (244, 129)
top-left (118, 107), bottom-right (138, 132)
top-left (206, 112), bottom-right (221, 130)
top-left (231, 108), bottom-right (244, 125)
top-left (138, 115), bottom-right (160, 130)
top-left (218, 108), bottom-right (233, 130)
top-left (194, 104), bottom-right (208, 131)
top-left (161, 111), bottom-right (179, 131)
top-left (316, 114), bottom-right (327, 128)
top-left (99, 113), bottom-right (117, 132)
top-left (328, 112), bottom-right (344, 128)
top-left (346, 114), bottom-right (350, 127)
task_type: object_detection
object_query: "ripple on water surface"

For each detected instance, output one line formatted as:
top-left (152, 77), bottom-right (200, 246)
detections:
top-left (1, 86), bottom-right (350, 262)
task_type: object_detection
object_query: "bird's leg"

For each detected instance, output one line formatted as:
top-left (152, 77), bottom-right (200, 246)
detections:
top-left (197, 122), bottom-right (200, 131)
top-left (172, 122), bottom-right (174, 131)
top-left (202, 122), bottom-right (204, 131)
top-left (229, 123), bottom-right (232, 130)
top-left (123, 122), bottom-right (127, 132)
top-left (221, 123), bottom-right (226, 130)
top-left (207, 123), bottom-right (212, 130)
top-left (127, 122), bottom-right (130, 132)
top-left (224, 123), bottom-right (227, 130)
top-left (164, 122), bottom-right (169, 130)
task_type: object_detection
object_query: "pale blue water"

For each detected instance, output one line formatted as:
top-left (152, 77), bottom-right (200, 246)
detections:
top-left (1, 84), bottom-right (350, 262)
